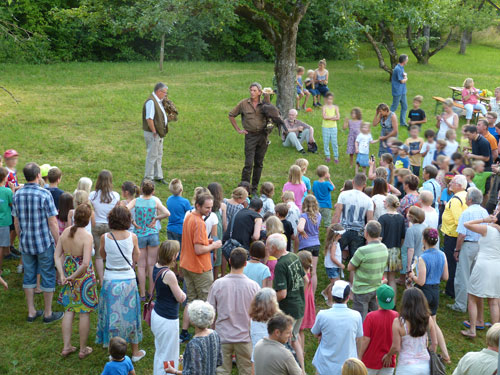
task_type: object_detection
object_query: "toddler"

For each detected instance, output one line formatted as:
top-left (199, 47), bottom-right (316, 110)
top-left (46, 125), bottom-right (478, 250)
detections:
top-left (343, 107), bottom-right (363, 168)
top-left (304, 69), bottom-right (319, 106)
top-left (472, 160), bottom-right (492, 194)
top-left (443, 129), bottom-right (459, 163)
top-left (462, 168), bottom-right (477, 189)
top-left (408, 95), bottom-right (427, 128)
top-left (320, 224), bottom-right (345, 306)
top-left (355, 122), bottom-right (378, 174)
top-left (101, 336), bottom-right (136, 375)
top-left (296, 66), bottom-right (310, 110)
top-left (259, 182), bottom-right (275, 217)
top-left (295, 158), bottom-right (312, 199)
top-left (462, 78), bottom-right (487, 125)
top-left (298, 250), bottom-right (316, 351)
top-left (395, 145), bottom-right (410, 170)
top-left (322, 92), bottom-right (340, 163)
top-left (404, 125), bottom-right (424, 176)
top-left (312, 165), bottom-right (335, 227)
top-left (283, 165), bottom-right (306, 211)
top-left (421, 129), bottom-right (437, 168)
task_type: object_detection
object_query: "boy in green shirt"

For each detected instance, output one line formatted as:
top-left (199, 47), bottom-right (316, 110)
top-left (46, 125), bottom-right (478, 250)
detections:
top-left (472, 160), bottom-right (493, 194)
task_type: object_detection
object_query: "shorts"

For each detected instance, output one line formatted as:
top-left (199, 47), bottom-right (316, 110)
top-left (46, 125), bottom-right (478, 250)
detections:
top-left (22, 245), bottom-right (56, 292)
top-left (356, 153), bottom-right (370, 167)
top-left (300, 245), bottom-right (320, 257)
top-left (137, 233), bottom-right (160, 248)
top-left (92, 223), bottom-right (109, 260)
top-left (326, 267), bottom-right (340, 279)
top-left (181, 268), bottom-right (213, 303)
top-left (340, 230), bottom-right (366, 259)
top-left (319, 207), bottom-right (332, 227)
top-left (0, 226), bottom-right (10, 247)
top-left (296, 87), bottom-right (303, 95)
top-left (418, 284), bottom-right (440, 315)
top-left (386, 247), bottom-right (402, 272)
top-left (291, 317), bottom-right (304, 341)
top-left (317, 84), bottom-right (329, 96)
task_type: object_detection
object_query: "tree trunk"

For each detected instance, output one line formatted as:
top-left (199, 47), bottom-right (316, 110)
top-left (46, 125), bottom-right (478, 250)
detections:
top-left (459, 29), bottom-right (472, 54)
top-left (420, 25), bottom-right (430, 64)
top-left (364, 30), bottom-right (393, 79)
top-left (159, 33), bottom-right (165, 71)
top-left (274, 24), bottom-right (297, 117)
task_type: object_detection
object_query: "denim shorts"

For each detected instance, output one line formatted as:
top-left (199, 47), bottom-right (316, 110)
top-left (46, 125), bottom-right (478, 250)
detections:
top-left (356, 153), bottom-right (370, 167)
top-left (22, 245), bottom-right (56, 292)
top-left (325, 267), bottom-right (340, 279)
top-left (138, 233), bottom-right (160, 248)
top-left (0, 226), bottom-right (10, 247)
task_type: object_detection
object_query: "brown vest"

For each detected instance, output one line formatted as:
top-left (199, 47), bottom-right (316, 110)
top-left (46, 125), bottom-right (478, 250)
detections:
top-left (142, 95), bottom-right (167, 138)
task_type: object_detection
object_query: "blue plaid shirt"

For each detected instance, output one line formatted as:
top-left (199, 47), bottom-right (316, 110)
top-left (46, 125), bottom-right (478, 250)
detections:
top-left (12, 183), bottom-right (58, 255)
top-left (456, 204), bottom-right (489, 242)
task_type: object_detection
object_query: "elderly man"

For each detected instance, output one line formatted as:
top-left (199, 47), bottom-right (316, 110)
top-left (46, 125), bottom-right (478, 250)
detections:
top-left (282, 109), bottom-right (316, 154)
top-left (463, 125), bottom-right (493, 170)
top-left (13, 163), bottom-right (62, 323)
top-left (143, 82), bottom-right (169, 184)
top-left (441, 174), bottom-right (468, 298)
top-left (447, 188), bottom-right (489, 313)
top-left (477, 118), bottom-right (498, 161)
top-left (390, 54), bottom-right (409, 127)
top-left (267, 233), bottom-right (307, 374)
top-left (229, 83), bottom-right (269, 195)
top-left (453, 323), bottom-right (500, 375)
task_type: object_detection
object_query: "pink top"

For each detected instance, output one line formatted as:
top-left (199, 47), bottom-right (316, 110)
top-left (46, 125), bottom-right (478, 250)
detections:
top-left (283, 182), bottom-right (307, 211)
top-left (300, 271), bottom-right (316, 330)
top-left (462, 88), bottom-right (478, 105)
top-left (398, 320), bottom-right (430, 366)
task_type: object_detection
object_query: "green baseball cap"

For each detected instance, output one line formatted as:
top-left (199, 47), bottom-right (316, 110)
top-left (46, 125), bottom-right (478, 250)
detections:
top-left (377, 284), bottom-right (395, 310)
top-left (40, 164), bottom-right (53, 178)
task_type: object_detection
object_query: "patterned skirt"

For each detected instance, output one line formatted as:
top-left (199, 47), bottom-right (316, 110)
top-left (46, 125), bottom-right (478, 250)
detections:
top-left (386, 247), bottom-right (403, 272)
top-left (57, 256), bottom-right (98, 313)
top-left (96, 278), bottom-right (143, 346)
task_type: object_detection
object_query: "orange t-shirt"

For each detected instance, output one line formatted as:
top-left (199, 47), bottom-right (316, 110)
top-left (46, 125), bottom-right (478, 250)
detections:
top-left (484, 132), bottom-right (498, 153)
top-left (180, 211), bottom-right (212, 274)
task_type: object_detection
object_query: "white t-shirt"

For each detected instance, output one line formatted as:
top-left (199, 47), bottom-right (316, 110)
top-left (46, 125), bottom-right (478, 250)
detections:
top-left (337, 189), bottom-right (374, 231)
top-left (324, 242), bottom-right (341, 268)
top-left (185, 210), bottom-right (219, 238)
top-left (444, 140), bottom-right (459, 163)
top-left (422, 141), bottom-right (436, 168)
top-left (89, 190), bottom-right (120, 224)
top-left (424, 208), bottom-right (439, 230)
top-left (355, 133), bottom-right (373, 155)
top-left (371, 194), bottom-right (388, 220)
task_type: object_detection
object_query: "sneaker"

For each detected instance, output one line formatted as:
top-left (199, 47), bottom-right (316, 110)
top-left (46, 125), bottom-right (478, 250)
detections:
top-left (10, 246), bottom-right (21, 256)
top-left (179, 331), bottom-right (192, 343)
top-left (43, 311), bottom-right (64, 323)
top-left (320, 290), bottom-right (329, 302)
top-left (325, 157), bottom-right (331, 163)
top-left (27, 310), bottom-right (43, 323)
top-left (131, 350), bottom-right (146, 363)
top-left (447, 303), bottom-right (466, 313)
top-left (16, 264), bottom-right (23, 274)
top-left (299, 149), bottom-right (306, 154)
top-left (334, 159), bottom-right (339, 164)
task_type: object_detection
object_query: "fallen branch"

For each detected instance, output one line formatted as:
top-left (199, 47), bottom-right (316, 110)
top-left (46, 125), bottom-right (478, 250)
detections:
top-left (0, 86), bottom-right (20, 104)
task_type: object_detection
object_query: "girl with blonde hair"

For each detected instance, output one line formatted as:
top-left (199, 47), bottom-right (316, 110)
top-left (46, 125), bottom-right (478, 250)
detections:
top-left (461, 78), bottom-right (487, 125)
top-left (283, 165), bottom-right (306, 211)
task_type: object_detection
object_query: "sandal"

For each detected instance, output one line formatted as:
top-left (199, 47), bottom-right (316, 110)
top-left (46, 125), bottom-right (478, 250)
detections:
top-left (460, 330), bottom-right (476, 338)
top-left (61, 346), bottom-right (77, 357)
top-left (79, 346), bottom-right (93, 359)
top-left (442, 356), bottom-right (451, 364)
top-left (131, 349), bottom-right (146, 362)
top-left (463, 320), bottom-right (486, 330)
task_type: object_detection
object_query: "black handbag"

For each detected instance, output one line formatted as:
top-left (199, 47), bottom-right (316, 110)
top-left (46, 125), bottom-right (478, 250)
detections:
top-left (109, 232), bottom-right (139, 286)
top-left (221, 212), bottom-right (242, 261)
top-left (428, 349), bottom-right (446, 375)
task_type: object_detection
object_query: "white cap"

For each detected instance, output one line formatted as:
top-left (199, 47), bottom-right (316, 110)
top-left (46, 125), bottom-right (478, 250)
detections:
top-left (331, 280), bottom-right (350, 299)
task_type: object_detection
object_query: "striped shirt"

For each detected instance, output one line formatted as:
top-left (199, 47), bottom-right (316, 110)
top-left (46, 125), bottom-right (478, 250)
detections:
top-left (350, 241), bottom-right (388, 294)
top-left (12, 183), bottom-right (58, 255)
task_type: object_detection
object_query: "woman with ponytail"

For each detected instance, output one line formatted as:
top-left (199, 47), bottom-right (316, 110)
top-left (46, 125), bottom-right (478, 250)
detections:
top-left (54, 203), bottom-right (98, 359)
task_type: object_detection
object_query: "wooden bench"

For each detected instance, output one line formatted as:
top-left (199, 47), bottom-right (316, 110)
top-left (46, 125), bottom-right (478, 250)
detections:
top-left (432, 96), bottom-right (482, 124)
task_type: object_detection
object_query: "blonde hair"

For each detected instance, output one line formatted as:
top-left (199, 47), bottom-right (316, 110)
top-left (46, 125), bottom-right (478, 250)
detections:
top-left (380, 153), bottom-right (394, 184)
top-left (463, 78), bottom-right (474, 89)
top-left (436, 139), bottom-right (447, 148)
top-left (192, 186), bottom-right (209, 205)
top-left (319, 59), bottom-right (327, 67)
top-left (385, 194), bottom-right (400, 209)
top-left (298, 250), bottom-right (313, 272)
top-left (288, 165), bottom-right (302, 185)
top-left (413, 95), bottom-right (423, 103)
top-left (296, 66), bottom-right (305, 73)
top-left (282, 190), bottom-right (295, 203)
top-left (158, 240), bottom-right (180, 267)
top-left (73, 190), bottom-right (90, 208)
top-left (445, 129), bottom-right (456, 140)
top-left (169, 178), bottom-right (183, 196)
top-left (436, 155), bottom-right (448, 166)
top-left (375, 167), bottom-right (388, 181)
top-left (76, 177), bottom-right (92, 195)
top-left (307, 69), bottom-right (315, 76)
top-left (443, 98), bottom-right (454, 108)
top-left (265, 215), bottom-right (284, 235)
top-left (302, 195), bottom-right (320, 225)
top-left (295, 158), bottom-right (309, 173)
top-left (325, 223), bottom-right (344, 256)
top-left (232, 187), bottom-right (248, 201)
top-left (486, 323), bottom-right (500, 348)
top-left (462, 167), bottom-right (475, 179)
top-left (249, 288), bottom-right (279, 323)
top-left (395, 168), bottom-right (411, 179)
top-left (473, 160), bottom-right (485, 168)
top-left (341, 358), bottom-right (367, 375)
top-left (316, 165), bottom-right (329, 178)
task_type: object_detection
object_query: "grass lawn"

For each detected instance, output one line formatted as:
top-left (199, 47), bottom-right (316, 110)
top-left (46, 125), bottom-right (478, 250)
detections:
top-left (0, 43), bottom-right (498, 374)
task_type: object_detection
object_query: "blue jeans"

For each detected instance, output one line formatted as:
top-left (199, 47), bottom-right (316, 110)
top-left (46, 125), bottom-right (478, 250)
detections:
top-left (22, 245), bottom-right (56, 292)
top-left (322, 127), bottom-right (338, 158)
top-left (391, 94), bottom-right (408, 125)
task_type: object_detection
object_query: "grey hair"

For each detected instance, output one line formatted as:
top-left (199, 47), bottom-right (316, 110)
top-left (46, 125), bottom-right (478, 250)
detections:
top-left (154, 82), bottom-right (167, 92)
top-left (188, 300), bottom-right (215, 329)
top-left (249, 82), bottom-right (262, 91)
top-left (254, 287), bottom-right (277, 306)
top-left (266, 233), bottom-right (286, 252)
top-left (453, 174), bottom-right (467, 190)
top-left (289, 109), bottom-right (298, 116)
top-left (466, 187), bottom-right (483, 205)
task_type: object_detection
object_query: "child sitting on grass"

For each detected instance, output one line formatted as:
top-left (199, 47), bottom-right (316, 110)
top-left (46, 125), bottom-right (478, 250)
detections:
top-left (321, 224), bottom-right (345, 306)
top-left (305, 69), bottom-right (319, 106)
top-left (344, 107), bottom-right (363, 168)
top-left (472, 160), bottom-right (493, 194)
top-left (102, 337), bottom-right (136, 375)
top-left (296, 66), bottom-right (310, 110)
top-left (407, 95), bottom-right (427, 129)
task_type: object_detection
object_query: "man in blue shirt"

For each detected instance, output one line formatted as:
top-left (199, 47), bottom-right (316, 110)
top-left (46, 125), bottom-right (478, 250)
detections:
top-left (391, 54), bottom-right (409, 127)
top-left (448, 187), bottom-right (489, 313)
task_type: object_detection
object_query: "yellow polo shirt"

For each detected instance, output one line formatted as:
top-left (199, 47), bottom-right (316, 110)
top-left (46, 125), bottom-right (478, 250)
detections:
top-left (441, 190), bottom-right (468, 237)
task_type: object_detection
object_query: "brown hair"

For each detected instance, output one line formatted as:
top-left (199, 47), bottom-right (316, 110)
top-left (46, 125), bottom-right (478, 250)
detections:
top-left (325, 223), bottom-right (344, 256)
top-left (249, 288), bottom-right (279, 323)
top-left (94, 170), bottom-right (114, 204)
top-left (122, 181), bottom-right (139, 198)
top-left (400, 288), bottom-right (430, 337)
top-left (157, 240), bottom-right (180, 267)
top-left (302, 195), bottom-right (319, 225)
top-left (232, 187), bottom-right (248, 201)
top-left (316, 165), bottom-right (329, 178)
top-left (372, 178), bottom-right (388, 196)
top-left (229, 247), bottom-right (248, 269)
top-left (281, 190), bottom-right (295, 203)
top-left (298, 250), bottom-right (312, 272)
top-left (109, 336), bottom-right (127, 360)
top-left (69, 203), bottom-right (92, 238)
top-left (140, 179), bottom-right (155, 196)
top-left (265, 215), bottom-right (284, 236)
top-left (208, 182), bottom-right (223, 212)
top-left (108, 205), bottom-right (132, 231)
top-left (58, 193), bottom-right (74, 223)
top-left (47, 167), bottom-right (62, 184)
top-left (376, 103), bottom-right (390, 113)
top-left (274, 203), bottom-right (289, 217)
top-left (0, 167), bottom-right (8, 182)
top-left (260, 182), bottom-right (275, 198)
top-left (351, 107), bottom-right (362, 120)
top-left (408, 206), bottom-right (425, 224)
top-left (404, 174), bottom-right (419, 191)
top-left (249, 241), bottom-right (266, 259)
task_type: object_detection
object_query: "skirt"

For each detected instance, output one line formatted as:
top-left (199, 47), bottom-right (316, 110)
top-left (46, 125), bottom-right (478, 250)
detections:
top-left (386, 247), bottom-right (402, 272)
top-left (96, 278), bottom-right (143, 345)
top-left (57, 256), bottom-right (98, 313)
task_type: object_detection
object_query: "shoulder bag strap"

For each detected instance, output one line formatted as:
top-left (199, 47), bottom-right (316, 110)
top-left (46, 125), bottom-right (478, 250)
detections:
top-left (228, 211), bottom-right (238, 239)
top-left (109, 232), bottom-right (134, 270)
top-left (148, 267), bottom-right (169, 303)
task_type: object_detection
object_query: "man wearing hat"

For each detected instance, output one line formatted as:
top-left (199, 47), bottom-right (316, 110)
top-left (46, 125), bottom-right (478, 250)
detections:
top-left (359, 284), bottom-right (399, 375)
top-left (311, 280), bottom-right (363, 375)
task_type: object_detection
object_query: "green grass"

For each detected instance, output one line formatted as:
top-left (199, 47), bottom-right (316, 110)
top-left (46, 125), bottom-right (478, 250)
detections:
top-left (0, 42), bottom-right (498, 374)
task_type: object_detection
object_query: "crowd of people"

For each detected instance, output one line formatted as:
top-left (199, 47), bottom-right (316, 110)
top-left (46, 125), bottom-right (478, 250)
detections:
top-left (1, 66), bottom-right (500, 375)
